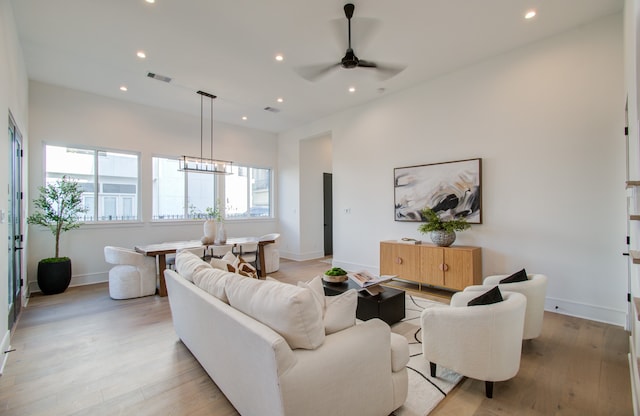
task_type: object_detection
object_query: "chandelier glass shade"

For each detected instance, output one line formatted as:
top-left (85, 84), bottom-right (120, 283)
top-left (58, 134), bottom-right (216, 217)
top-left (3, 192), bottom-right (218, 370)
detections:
top-left (179, 90), bottom-right (233, 175)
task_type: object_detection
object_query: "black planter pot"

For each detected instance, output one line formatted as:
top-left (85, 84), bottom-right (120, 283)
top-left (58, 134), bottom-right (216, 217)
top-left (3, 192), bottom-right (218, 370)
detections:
top-left (37, 258), bottom-right (72, 295)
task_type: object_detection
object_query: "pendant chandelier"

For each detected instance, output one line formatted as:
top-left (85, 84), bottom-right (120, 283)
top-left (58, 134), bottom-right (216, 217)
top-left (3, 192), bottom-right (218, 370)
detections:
top-left (178, 90), bottom-right (233, 174)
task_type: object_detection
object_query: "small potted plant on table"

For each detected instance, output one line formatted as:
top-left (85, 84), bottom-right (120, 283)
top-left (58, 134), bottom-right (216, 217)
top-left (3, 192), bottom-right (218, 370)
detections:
top-left (27, 176), bottom-right (87, 295)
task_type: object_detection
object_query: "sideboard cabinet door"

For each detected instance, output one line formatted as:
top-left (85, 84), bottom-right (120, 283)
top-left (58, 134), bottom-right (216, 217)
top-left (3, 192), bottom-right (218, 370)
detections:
top-left (380, 241), bottom-right (421, 281)
top-left (380, 241), bottom-right (481, 291)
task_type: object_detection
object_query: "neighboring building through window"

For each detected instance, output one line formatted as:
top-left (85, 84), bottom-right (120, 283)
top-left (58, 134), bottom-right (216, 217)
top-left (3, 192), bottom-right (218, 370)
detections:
top-left (45, 145), bottom-right (139, 222)
top-left (225, 165), bottom-right (271, 219)
top-left (153, 157), bottom-right (272, 221)
top-left (152, 156), bottom-right (216, 220)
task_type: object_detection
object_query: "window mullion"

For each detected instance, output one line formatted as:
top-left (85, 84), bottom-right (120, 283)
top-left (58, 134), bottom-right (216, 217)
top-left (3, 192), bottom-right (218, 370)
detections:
top-left (94, 150), bottom-right (99, 221)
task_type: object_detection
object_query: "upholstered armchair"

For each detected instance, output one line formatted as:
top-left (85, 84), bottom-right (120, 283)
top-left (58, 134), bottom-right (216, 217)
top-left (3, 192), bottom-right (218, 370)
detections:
top-left (104, 246), bottom-right (157, 299)
top-left (421, 290), bottom-right (526, 398)
top-left (464, 273), bottom-right (548, 340)
top-left (259, 233), bottom-right (280, 274)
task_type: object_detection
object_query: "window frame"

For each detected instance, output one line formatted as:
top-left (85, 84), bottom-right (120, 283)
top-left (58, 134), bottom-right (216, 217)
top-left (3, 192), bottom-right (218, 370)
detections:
top-left (222, 163), bottom-right (274, 221)
top-left (152, 156), bottom-right (274, 223)
top-left (43, 142), bottom-right (141, 224)
top-left (151, 154), bottom-right (220, 222)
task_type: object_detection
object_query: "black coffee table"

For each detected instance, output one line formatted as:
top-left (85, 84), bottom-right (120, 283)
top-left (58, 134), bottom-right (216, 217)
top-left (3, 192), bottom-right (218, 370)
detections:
top-left (322, 279), bottom-right (405, 325)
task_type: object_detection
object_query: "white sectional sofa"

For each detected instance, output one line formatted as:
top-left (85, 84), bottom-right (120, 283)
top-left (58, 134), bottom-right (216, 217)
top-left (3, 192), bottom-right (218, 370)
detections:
top-left (164, 252), bottom-right (409, 416)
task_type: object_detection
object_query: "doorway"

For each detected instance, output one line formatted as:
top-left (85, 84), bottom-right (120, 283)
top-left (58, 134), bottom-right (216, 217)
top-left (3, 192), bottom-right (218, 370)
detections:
top-left (8, 114), bottom-right (23, 330)
top-left (323, 172), bottom-right (333, 255)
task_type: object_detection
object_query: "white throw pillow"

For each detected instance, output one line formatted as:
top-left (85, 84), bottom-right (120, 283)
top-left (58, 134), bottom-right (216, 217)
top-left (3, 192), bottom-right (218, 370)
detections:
top-left (210, 257), bottom-right (230, 270)
top-left (226, 277), bottom-right (325, 350)
top-left (298, 275), bottom-right (357, 335)
top-left (323, 290), bottom-right (357, 334)
top-left (222, 251), bottom-right (237, 265)
top-left (175, 251), bottom-right (212, 283)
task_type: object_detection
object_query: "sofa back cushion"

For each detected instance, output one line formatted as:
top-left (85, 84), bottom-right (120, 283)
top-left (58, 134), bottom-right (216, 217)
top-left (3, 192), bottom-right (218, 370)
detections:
top-left (225, 277), bottom-right (325, 350)
top-left (176, 251), bottom-right (212, 282)
top-left (192, 267), bottom-right (239, 303)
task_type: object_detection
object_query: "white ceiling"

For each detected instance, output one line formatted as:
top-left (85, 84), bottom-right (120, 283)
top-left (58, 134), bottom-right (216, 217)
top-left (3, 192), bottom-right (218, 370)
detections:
top-left (11, 0), bottom-right (624, 133)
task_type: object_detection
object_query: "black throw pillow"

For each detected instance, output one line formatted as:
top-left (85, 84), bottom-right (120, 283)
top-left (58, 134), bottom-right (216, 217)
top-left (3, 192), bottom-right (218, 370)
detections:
top-left (468, 286), bottom-right (503, 306)
top-left (499, 268), bottom-right (528, 284)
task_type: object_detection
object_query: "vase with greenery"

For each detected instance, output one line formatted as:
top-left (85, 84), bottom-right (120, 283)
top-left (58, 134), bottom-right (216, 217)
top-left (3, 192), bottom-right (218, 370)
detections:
top-left (200, 205), bottom-right (220, 244)
top-left (417, 207), bottom-right (471, 247)
top-left (27, 176), bottom-right (87, 294)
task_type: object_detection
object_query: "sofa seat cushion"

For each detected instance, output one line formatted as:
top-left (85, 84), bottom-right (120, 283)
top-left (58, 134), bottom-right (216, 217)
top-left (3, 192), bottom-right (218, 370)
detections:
top-left (226, 277), bottom-right (325, 350)
top-left (176, 251), bottom-right (212, 282)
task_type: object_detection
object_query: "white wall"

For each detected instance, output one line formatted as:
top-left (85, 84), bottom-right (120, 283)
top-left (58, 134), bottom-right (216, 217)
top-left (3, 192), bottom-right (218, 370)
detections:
top-left (300, 133), bottom-right (332, 259)
top-left (280, 14), bottom-right (626, 325)
top-left (27, 82), bottom-right (279, 291)
top-left (0, 0), bottom-right (29, 369)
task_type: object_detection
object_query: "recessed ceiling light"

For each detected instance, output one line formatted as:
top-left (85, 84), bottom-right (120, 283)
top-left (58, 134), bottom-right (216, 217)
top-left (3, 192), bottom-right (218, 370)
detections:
top-left (348, 86), bottom-right (356, 93)
top-left (276, 97), bottom-right (284, 103)
top-left (242, 116), bottom-right (248, 121)
top-left (145, 0), bottom-right (155, 4)
top-left (136, 51), bottom-right (146, 59)
top-left (120, 86), bottom-right (128, 92)
top-left (525, 10), bottom-right (536, 19)
top-left (275, 54), bottom-right (284, 62)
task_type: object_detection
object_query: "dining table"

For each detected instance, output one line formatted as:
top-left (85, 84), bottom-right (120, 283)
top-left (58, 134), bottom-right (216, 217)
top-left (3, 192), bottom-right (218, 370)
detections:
top-left (134, 236), bottom-right (275, 296)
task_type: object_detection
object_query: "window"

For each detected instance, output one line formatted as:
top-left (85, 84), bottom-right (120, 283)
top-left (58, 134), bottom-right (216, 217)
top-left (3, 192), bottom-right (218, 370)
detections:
top-left (152, 156), bottom-right (216, 220)
top-left (225, 165), bottom-right (272, 219)
top-left (153, 158), bottom-right (272, 221)
top-left (44, 145), bottom-right (139, 222)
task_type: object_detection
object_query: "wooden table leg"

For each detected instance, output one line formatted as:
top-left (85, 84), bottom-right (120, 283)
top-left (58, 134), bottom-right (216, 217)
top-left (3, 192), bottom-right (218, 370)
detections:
top-left (158, 254), bottom-right (168, 297)
top-left (257, 241), bottom-right (274, 279)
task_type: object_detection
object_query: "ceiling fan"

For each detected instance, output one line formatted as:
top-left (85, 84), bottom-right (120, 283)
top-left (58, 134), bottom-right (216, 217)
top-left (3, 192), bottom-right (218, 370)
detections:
top-left (296, 3), bottom-right (406, 82)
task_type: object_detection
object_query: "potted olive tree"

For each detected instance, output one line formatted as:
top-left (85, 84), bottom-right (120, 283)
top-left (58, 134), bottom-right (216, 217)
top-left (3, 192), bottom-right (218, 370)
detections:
top-left (418, 207), bottom-right (471, 247)
top-left (27, 176), bottom-right (87, 294)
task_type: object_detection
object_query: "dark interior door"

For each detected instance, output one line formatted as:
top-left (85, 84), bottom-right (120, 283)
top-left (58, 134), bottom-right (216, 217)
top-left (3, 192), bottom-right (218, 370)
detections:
top-left (323, 173), bottom-right (333, 255)
top-left (8, 114), bottom-right (23, 330)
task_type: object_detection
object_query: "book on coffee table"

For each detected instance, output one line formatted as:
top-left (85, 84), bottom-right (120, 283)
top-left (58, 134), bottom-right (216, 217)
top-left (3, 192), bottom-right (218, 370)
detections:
top-left (348, 270), bottom-right (395, 290)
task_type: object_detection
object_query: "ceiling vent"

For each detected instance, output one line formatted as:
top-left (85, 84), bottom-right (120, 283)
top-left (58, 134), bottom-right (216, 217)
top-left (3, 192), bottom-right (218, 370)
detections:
top-left (147, 72), bottom-right (172, 83)
top-left (264, 106), bottom-right (280, 113)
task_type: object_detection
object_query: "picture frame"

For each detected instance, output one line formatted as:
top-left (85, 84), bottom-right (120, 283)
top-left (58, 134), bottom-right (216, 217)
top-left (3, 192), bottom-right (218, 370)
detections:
top-left (394, 158), bottom-right (482, 223)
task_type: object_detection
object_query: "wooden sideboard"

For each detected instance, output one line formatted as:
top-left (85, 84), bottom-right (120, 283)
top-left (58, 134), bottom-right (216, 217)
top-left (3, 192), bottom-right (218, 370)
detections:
top-left (380, 240), bottom-right (482, 291)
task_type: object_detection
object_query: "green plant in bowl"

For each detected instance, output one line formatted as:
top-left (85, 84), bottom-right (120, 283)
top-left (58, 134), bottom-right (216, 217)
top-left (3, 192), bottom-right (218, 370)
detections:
top-left (325, 267), bottom-right (347, 276)
top-left (324, 267), bottom-right (348, 283)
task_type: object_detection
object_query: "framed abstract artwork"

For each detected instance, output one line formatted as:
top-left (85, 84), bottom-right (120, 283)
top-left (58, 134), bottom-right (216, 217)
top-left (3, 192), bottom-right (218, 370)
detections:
top-left (394, 158), bottom-right (482, 223)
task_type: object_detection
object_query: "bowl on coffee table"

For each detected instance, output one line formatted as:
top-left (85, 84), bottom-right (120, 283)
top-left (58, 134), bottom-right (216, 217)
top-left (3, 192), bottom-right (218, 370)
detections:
top-left (323, 267), bottom-right (348, 283)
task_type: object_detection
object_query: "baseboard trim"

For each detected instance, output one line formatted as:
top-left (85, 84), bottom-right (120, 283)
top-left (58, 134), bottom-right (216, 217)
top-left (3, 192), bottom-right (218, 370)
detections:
top-left (0, 330), bottom-right (10, 375)
top-left (331, 262), bottom-right (627, 327)
top-left (278, 250), bottom-right (325, 261)
top-left (28, 272), bottom-right (108, 294)
top-left (545, 296), bottom-right (626, 327)
top-left (329, 260), bottom-right (378, 276)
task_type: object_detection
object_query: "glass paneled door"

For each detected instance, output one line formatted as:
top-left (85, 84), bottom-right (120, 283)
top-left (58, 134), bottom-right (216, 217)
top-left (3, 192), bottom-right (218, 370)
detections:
top-left (8, 114), bottom-right (23, 330)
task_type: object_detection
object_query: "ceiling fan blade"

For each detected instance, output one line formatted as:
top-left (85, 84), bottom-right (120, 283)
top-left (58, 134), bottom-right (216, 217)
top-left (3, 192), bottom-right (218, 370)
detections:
top-left (357, 59), bottom-right (377, 68)
top-left (371, 62), bottom-right (407, 80)
top-left (295, 63), bottom-right (341, 82)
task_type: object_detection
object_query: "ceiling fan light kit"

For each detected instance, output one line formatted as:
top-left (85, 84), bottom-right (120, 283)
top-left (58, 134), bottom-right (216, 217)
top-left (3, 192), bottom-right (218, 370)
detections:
top-left (296, 3), bottom-right (406, 82)
top-left (178, 90), bottom-right (233, 175)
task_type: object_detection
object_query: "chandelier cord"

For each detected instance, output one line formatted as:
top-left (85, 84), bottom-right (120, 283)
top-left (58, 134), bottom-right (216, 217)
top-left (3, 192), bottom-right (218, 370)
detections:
top-left (210, 94), bottom-right (214, 159)
top-left (200, 93), bottom-right (204, 161)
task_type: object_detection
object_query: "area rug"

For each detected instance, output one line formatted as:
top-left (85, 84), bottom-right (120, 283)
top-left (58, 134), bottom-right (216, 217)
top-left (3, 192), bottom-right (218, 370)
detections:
top-left (390, 294), bottom-right (463, 416)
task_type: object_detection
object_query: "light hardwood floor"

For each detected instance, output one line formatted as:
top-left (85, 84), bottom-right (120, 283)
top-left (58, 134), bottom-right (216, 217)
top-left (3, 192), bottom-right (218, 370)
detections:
top-left (0, 258), bottom-right (632, 415)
